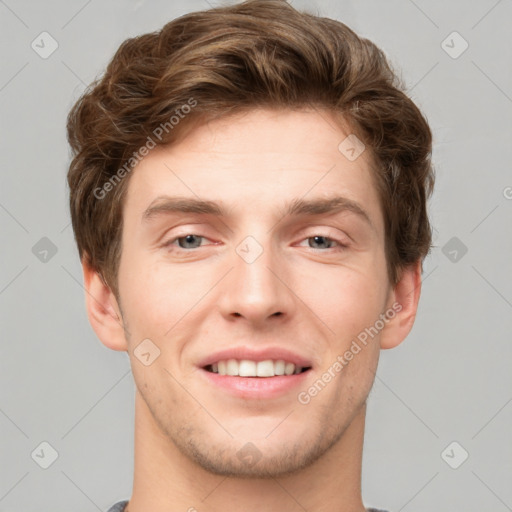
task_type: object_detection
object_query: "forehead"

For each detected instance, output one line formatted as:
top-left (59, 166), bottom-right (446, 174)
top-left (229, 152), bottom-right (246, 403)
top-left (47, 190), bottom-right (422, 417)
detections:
top-left (123, 108), bottom-right (384, 232)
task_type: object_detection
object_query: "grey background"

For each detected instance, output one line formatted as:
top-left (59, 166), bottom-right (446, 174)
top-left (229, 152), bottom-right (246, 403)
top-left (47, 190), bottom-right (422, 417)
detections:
top-left (1, 0), bottom-right (511, 511)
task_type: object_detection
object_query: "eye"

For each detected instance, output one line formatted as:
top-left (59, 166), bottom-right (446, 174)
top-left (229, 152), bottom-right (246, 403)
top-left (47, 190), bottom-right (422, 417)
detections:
top-left (162, 233), bottom-right (348, 252)
top-left (164, 234), bottom-right (209, 250)
top-left (298, 235), bottom-right (348, 251)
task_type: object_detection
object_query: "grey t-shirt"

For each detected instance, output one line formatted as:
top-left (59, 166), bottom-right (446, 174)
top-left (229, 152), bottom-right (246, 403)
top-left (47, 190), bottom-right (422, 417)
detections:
top-left (107, 502), bottom-right (389, 511)
top-left (107, 502), bottom-right (128, 512)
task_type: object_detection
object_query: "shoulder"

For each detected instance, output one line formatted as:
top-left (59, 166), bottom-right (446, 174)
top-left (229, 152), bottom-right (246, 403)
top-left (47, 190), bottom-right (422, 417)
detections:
top-left (106, 501), bottom-right (129, 512)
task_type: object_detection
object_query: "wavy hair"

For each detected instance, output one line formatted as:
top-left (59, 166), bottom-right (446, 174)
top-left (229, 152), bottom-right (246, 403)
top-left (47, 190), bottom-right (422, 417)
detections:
top-left (67, 0), bottom-right (434, 298)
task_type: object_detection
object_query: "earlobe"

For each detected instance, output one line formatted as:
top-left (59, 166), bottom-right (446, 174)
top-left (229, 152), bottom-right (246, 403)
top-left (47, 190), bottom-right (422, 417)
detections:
top-left (82, 258), bottom-right (128, 352)
top-left (380, 261), bottom-right (422, 350)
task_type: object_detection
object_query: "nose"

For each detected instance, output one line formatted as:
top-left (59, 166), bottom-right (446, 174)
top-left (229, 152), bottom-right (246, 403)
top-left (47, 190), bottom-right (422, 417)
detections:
top-left (217, 235), bottom-right (297, 327)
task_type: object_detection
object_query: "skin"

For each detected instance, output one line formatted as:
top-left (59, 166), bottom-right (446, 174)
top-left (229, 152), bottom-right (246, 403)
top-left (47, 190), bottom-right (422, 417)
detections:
top-left (83, 108), bottom-right (421, 512)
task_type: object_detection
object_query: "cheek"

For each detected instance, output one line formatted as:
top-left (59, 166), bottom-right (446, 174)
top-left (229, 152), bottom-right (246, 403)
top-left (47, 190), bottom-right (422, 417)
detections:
top-left (118, 255), bottom-right (176, 339)
top-left (298, 263), bottom-right (388, 336)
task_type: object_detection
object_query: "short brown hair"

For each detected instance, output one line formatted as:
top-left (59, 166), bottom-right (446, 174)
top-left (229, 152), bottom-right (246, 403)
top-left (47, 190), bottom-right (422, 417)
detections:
top-left (66, 0), bottom-right (434, 299)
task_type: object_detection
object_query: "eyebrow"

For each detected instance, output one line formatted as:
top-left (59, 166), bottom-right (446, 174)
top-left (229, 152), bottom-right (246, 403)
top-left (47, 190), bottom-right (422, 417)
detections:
top-left (142, 195), bottom-right (373, 229)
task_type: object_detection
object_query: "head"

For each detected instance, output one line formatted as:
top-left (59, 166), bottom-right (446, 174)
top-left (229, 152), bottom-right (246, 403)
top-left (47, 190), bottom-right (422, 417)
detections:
top-left (67, 0), bottom-right (434, 478)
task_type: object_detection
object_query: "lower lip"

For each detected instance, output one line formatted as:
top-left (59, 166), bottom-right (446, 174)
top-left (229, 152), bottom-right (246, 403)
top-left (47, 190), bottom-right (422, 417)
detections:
top-left (199, 368), bottom-right (311, 399)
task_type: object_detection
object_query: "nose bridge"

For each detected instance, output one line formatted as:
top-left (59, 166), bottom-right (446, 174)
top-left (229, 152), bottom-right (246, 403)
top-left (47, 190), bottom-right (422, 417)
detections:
top-left (220, 231), bottom-right (293, 322)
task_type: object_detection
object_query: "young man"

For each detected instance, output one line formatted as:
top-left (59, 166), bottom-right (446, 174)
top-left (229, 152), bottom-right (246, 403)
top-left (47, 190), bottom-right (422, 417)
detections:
top-left (66, 1), bottom-right (434, 511)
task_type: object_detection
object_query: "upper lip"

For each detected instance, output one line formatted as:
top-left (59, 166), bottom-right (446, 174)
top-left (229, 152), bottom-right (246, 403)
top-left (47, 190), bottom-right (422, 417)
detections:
top-left (198, 347), bottom-right (313, 369)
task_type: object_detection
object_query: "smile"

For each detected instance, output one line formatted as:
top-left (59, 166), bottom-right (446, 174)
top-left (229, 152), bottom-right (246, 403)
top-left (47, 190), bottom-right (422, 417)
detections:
top-left (205, 359), bottom-right (311, 377)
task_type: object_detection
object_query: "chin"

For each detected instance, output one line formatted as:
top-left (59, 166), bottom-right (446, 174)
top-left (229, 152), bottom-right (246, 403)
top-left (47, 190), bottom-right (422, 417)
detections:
top-left (170, 420), bottom-right (346, 479)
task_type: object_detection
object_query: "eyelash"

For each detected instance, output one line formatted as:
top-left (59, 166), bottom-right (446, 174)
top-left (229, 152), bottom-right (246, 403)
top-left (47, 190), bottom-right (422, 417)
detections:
top-left (162, 233), bottom-right (349, 252)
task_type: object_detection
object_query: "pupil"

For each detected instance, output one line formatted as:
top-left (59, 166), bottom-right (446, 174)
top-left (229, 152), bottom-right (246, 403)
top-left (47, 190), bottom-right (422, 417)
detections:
top-left (181, 235), bottom-right (199, 248)
top-left (314, 236), bottom-right (327, 248)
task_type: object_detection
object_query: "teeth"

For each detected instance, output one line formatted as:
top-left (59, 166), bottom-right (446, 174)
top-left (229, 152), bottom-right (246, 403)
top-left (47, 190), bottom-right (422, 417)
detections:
top-left (285, 362), bottom-right (295, 375)
top-left (210, 359), bottom-right (306, 377)
top-left (226, 359), bottom-right (238, 376)
top-left (256, 360), bottom-right (274, 377)
top-left (274, 360), bottom-right (285, 376)
top-left (238, 360), bottom-right (256, 376)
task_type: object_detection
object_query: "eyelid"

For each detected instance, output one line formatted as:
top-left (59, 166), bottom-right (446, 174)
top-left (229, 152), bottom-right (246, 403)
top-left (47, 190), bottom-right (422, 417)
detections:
top-left (157, 224), bottom-right (213, 245)
top-left (162, 230), bottom-right (350, 251)
top-left (295, 233), bottom-right (350, 250)
top-left (161, 232), bottom-right (214, 247)
top-left (295, 225), bottom-right (351, 244)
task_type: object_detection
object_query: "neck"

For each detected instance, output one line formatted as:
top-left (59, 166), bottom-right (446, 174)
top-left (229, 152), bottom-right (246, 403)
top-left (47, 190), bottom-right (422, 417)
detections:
top-left (127, 391), bottom-right (367, 512)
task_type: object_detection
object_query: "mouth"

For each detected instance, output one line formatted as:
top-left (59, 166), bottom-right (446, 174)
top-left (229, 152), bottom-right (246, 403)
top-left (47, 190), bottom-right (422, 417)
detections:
top-left (199, 358), bottom-right (313, 399)
top-left (204, 359), bottom-right (312, 377)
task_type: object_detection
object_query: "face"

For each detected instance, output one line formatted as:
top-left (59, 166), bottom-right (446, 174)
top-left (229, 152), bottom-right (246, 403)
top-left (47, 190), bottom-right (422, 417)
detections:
top-left (116, 108), bottom-right (396, 477)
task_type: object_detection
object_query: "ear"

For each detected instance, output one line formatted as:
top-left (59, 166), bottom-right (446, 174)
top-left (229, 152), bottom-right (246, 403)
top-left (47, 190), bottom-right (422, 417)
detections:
top-left (82, 257), bottom-right (128, 351)
top-left (380, 260), bottom-right (422, 350)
